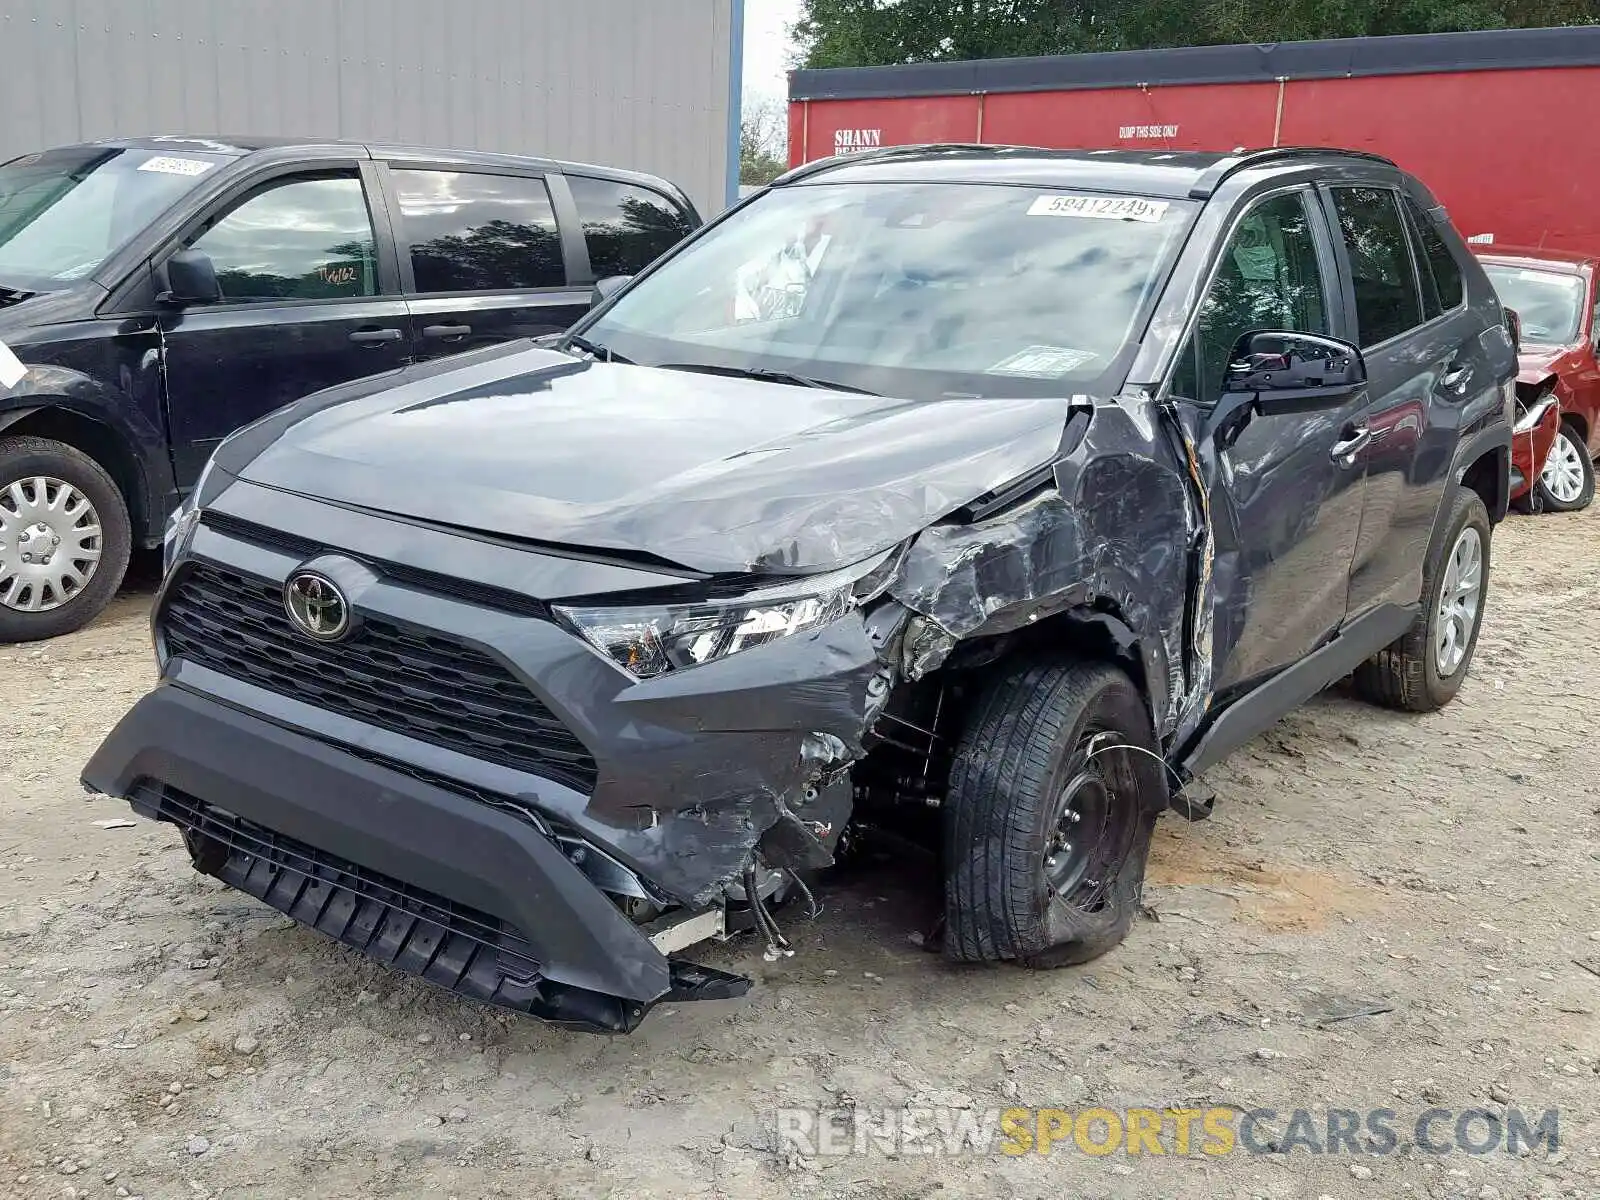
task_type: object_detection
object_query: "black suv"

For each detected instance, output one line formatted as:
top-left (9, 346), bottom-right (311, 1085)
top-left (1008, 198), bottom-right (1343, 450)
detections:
top-left (85, 147), bottom-right (1515, 1033)
top-left (0, 137), bottom-right (699, 639)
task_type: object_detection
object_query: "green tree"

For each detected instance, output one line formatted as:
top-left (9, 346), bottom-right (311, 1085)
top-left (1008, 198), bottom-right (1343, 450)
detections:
top-left (740, 99), bottom-right (789, 187)
top-left (795, 0), bottom-right (1600, 67)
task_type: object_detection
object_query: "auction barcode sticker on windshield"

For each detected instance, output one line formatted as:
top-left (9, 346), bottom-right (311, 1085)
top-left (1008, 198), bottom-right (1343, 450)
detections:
top-left (1027, 194), bottom-right (1168, 222)
top-left (137, 156), bottom-right (215, 177)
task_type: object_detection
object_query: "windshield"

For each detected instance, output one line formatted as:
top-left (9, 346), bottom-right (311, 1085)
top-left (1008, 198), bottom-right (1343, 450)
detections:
top-left (581, 181), bottom-right (1195, 398)
top-left (1483, 264), bottom-right (1587, 345)
top-left (0, 145), bottom-right (237, 289)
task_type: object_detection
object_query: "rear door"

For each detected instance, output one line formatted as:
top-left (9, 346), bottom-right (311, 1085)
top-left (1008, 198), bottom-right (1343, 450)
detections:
top-left (379, 163), bottom-right (592, 359)
top-left (1327, 183), bottom-right (1486, 617)
top-left (159, 162), bottom-right (409, 487)
top-left (1170, 186), bottom-right (1370, 694)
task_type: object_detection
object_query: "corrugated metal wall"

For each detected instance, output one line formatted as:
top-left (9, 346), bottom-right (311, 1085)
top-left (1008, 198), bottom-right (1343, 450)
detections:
top-left (0, 0), bottom-right (735, 213)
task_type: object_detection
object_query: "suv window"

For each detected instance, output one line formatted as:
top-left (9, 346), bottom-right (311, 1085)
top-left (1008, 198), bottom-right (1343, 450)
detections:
top-left (391, 169), bottom-right (564, 293)
top-left (1330, 186), bottom-right (1424, 346)
top-left (567, 175), bottom-right (694, 279)
top-left (189, 174), bottom-right (377, 302)
top-left (1403, 197), bottom-right (1465, 319)
top-left (1172, 190), bottom-right (1329, 405)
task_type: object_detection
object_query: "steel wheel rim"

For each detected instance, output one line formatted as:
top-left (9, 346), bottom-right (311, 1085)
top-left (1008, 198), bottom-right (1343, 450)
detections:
top-left (1541, 430), bottom-right (1587, 503)
top-left (1434, 525), bottom-right (1483, 678)
top-left (0, 476), bottom-right (103, 613)
top-left (1044, 729), bottom-right (1135, 913)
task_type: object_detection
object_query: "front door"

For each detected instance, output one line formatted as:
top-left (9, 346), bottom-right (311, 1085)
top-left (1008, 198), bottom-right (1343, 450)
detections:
top-left (159, 169), bottom-right (409, 487)
top-left (383, 166), bottom-right (592, 360)
top-left (1172, 188), bottom-right (1371, 695)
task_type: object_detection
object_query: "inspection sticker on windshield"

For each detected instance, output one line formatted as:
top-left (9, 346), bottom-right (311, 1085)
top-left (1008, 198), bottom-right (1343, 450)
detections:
top-left (137, 155), bottom-right (215, 177)
top-left (1027, 194), bottom-right (1168, 222)
top-left (0, 340), bottom-right (26, 390)
top-left (988, 345), bottom-right (1098, 377)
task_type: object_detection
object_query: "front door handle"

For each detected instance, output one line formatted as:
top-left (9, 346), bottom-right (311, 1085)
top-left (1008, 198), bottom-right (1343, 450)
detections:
top-left (349, 327), bottom-right (403, 345)
top-left (423, 323), bottom-right (472, 340)
top-left (1330, 425), bottom-right (1371, 466)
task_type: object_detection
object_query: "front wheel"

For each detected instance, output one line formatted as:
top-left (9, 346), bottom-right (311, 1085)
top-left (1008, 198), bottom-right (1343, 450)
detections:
top-left (1535, 422), bottom-right (1595, 512)
top-left (0, 436), bottom-right (131, 642)
top-left (1354, 486), bottom-right (1490, 713)
top-left (943, 661), bottom-right (1167, 968)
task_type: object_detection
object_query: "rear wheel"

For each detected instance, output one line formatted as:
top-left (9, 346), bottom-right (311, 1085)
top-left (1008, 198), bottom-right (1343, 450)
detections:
top-left (1354, 486), bottom-right (1490, 713)
top-left (1535, 422), bottom-right (1595, 512)
top-left (943, 660), bottom-right (1166, 968)
top-left (0, 436), bottom-right (131, 642)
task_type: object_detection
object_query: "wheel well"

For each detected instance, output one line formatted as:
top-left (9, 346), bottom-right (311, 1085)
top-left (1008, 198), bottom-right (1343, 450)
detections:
top-left (2, 407), bottom-right (146, 535)
top-left (1459, 447), bottom-right (1507, 523)
top-left (1563, 409), bottom-right (1589, 444)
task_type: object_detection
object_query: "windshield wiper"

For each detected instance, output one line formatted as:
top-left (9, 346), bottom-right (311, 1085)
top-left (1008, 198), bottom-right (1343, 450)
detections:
top-left (562, 333), bottom-right (631, 364)
top-left (656, 362), bottom-right (879, 395)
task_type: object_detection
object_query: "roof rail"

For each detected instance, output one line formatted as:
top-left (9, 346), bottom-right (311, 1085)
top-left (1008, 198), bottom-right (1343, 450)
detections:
top-left (773, 142), bottom-right (1052, 186)
top-left (1187, 146), bottom-right (1398, 198)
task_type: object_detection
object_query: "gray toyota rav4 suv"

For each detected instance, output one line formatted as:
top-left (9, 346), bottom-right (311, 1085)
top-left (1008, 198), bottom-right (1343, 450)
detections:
top-left (84, 147), bottom-right (1516, 1032)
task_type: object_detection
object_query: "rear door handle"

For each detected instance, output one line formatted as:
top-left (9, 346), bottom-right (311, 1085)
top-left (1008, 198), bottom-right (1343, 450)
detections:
top-left (423, 323), bottom-right (472, 340)
top-left (1440, 363), bottom-right (1472, 391)
top-left (1330, 425), bottom-right (1371, 465)
top-left (349, 327), bottom-right (403, 345)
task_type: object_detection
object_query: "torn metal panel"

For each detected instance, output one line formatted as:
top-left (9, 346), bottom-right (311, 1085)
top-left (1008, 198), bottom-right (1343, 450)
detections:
top-left (885, 397), bottom-right (1195, 738)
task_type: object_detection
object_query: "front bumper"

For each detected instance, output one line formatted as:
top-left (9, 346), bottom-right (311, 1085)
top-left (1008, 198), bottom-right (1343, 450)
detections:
top-left (83, 482), bottom-right (885, 1028)
top-left (1511, 395), bottom-right (1561, 500)
top-left (83, 681), bottom-right (750, 1031)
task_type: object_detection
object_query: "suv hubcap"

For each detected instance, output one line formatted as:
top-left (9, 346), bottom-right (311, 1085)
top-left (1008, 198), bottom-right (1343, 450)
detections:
top-left (1541, 430), bottom-right (1587, 503)
top-left (1434, 525), bottom-right (1483, 678)
top-left (0, 477), bottom-right (103, 613)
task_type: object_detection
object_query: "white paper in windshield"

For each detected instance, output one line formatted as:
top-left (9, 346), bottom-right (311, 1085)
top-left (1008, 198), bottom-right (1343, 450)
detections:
top-left (1027, 194), bottom-right (1168, 222)
top-left (0, 340), bottom-right (27, 390)
top-left (137, 155), bottom-right (215, 177)
top-left (988, 345), bottom-right (1099, 377)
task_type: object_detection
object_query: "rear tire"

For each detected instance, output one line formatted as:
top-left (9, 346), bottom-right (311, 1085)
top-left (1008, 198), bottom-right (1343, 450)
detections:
top-left (1353, 486), bottom-right (1490, 713)
top-left (943, 660), bottom-right (1167, 968)
top-left (1534, 422), bottom-right (1595, 512)
top-left (0, 436), bottom-right (131, 642)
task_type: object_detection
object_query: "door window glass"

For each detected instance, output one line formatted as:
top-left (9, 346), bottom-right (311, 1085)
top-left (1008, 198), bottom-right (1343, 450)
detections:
top-left (1404, 197), bottom-right (1465, 319)
top-left (1330, 186), bottom-right (1424, 347)
top-left (1172, 190), bottom-right (1329, 405)
top-left (189, 175), bottom-right (377, 302)
top-left (567, 175), bottom-right (695, 279)
top-left (391, 169), bottom-right (564, 292)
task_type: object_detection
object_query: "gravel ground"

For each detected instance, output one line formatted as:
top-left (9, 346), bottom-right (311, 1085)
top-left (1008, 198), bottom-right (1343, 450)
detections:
top-left (1, 508), bottom-right (1597, 1200)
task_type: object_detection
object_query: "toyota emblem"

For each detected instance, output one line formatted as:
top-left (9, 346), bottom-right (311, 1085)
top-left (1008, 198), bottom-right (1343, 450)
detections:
top-left (283, 571), bottom-right (350, 641)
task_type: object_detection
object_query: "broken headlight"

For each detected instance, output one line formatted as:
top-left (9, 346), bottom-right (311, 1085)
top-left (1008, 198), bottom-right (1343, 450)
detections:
top-left (554, 547), bottom-right (902, 679)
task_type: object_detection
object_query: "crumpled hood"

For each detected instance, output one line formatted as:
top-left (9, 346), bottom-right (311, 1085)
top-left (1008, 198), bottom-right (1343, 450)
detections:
top-left (1516, 344), bottom-right (1577, 386)
top-left (234, 346), bottom-right (1072, 574)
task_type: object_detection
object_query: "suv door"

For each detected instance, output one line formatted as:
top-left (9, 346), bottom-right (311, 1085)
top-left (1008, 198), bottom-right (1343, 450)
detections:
top-left (382, 165), bottom-right (591, 359)
top-left (158, 165), bottom-right (407, 487)
top-left (1170, 187), bottom-right (1370, 694)
top-left (1328, 184), bottom-right (1486, 616)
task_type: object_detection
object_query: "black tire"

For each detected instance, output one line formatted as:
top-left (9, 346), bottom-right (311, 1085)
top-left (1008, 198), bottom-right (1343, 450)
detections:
top-left (1353, 486), bottom-right (1490, 713)
top-left (0, 436), bottom-right (132, 642)
top-left (1533, 421), bottom-right (1595, 513)
top-left (943, 660), bottom-right (1167, 968)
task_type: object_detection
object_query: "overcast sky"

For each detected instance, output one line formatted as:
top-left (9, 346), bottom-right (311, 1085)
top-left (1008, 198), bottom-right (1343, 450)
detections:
top-left (743, 0), bottom-right (803, 111)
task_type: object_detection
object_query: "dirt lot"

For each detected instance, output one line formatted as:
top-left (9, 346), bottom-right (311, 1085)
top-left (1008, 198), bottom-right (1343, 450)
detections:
top-left (1, 508), bottom-right (1597, 1200)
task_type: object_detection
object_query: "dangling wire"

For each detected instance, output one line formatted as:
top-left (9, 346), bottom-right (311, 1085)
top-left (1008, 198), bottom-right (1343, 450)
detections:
top-left (785, 868), bottom-right (821, 920)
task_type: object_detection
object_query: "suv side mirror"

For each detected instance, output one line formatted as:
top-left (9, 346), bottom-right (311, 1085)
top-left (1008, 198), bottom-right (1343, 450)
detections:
top-left (590, 275), bottom-right (632, 308)
top-left (1222, 330), bottom-right (1366, 405)
top-left (1503, 307), bottom-right (1522, 354)
top-left (163, 249), bottom-right (222, 305)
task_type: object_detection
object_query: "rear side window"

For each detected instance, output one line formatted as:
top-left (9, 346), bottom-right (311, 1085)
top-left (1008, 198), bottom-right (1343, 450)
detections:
top-left (1404, 198), bottom-right (1465, 318)
top-left (567, 175), bottom-right (695, 279)
top-left (190, 174), bottom-right (377, 302)
top-left (1329, 187), bottom-right (1423, 347)
top-left (391, 169), bottom-right (564, 292)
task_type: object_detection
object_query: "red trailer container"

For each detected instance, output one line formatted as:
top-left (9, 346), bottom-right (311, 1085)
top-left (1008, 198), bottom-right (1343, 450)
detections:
top-left (788, 26), bottom-right (1600, 254)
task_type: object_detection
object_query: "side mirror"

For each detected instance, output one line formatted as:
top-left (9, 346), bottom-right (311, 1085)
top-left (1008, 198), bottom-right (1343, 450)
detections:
top-left (163, 249), bottom-right (221, 305)
top-left (1503, 306), bottom-right (1522, 354)
top-left (1222, 330), bottom-right (1366, 404)
top-left (590, 275), bottom-right (632, 308)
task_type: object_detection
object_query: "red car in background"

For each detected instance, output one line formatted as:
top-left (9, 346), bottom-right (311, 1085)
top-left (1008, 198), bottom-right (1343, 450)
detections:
top-left (1477, 250), bottom-right (1600, 512)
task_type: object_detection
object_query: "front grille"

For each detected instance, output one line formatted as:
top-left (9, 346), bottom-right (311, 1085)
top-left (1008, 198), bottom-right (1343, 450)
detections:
top-left (133, 783), bottom-right (642, 1029)
top-left (161, 562), bottom-right (598, 793)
